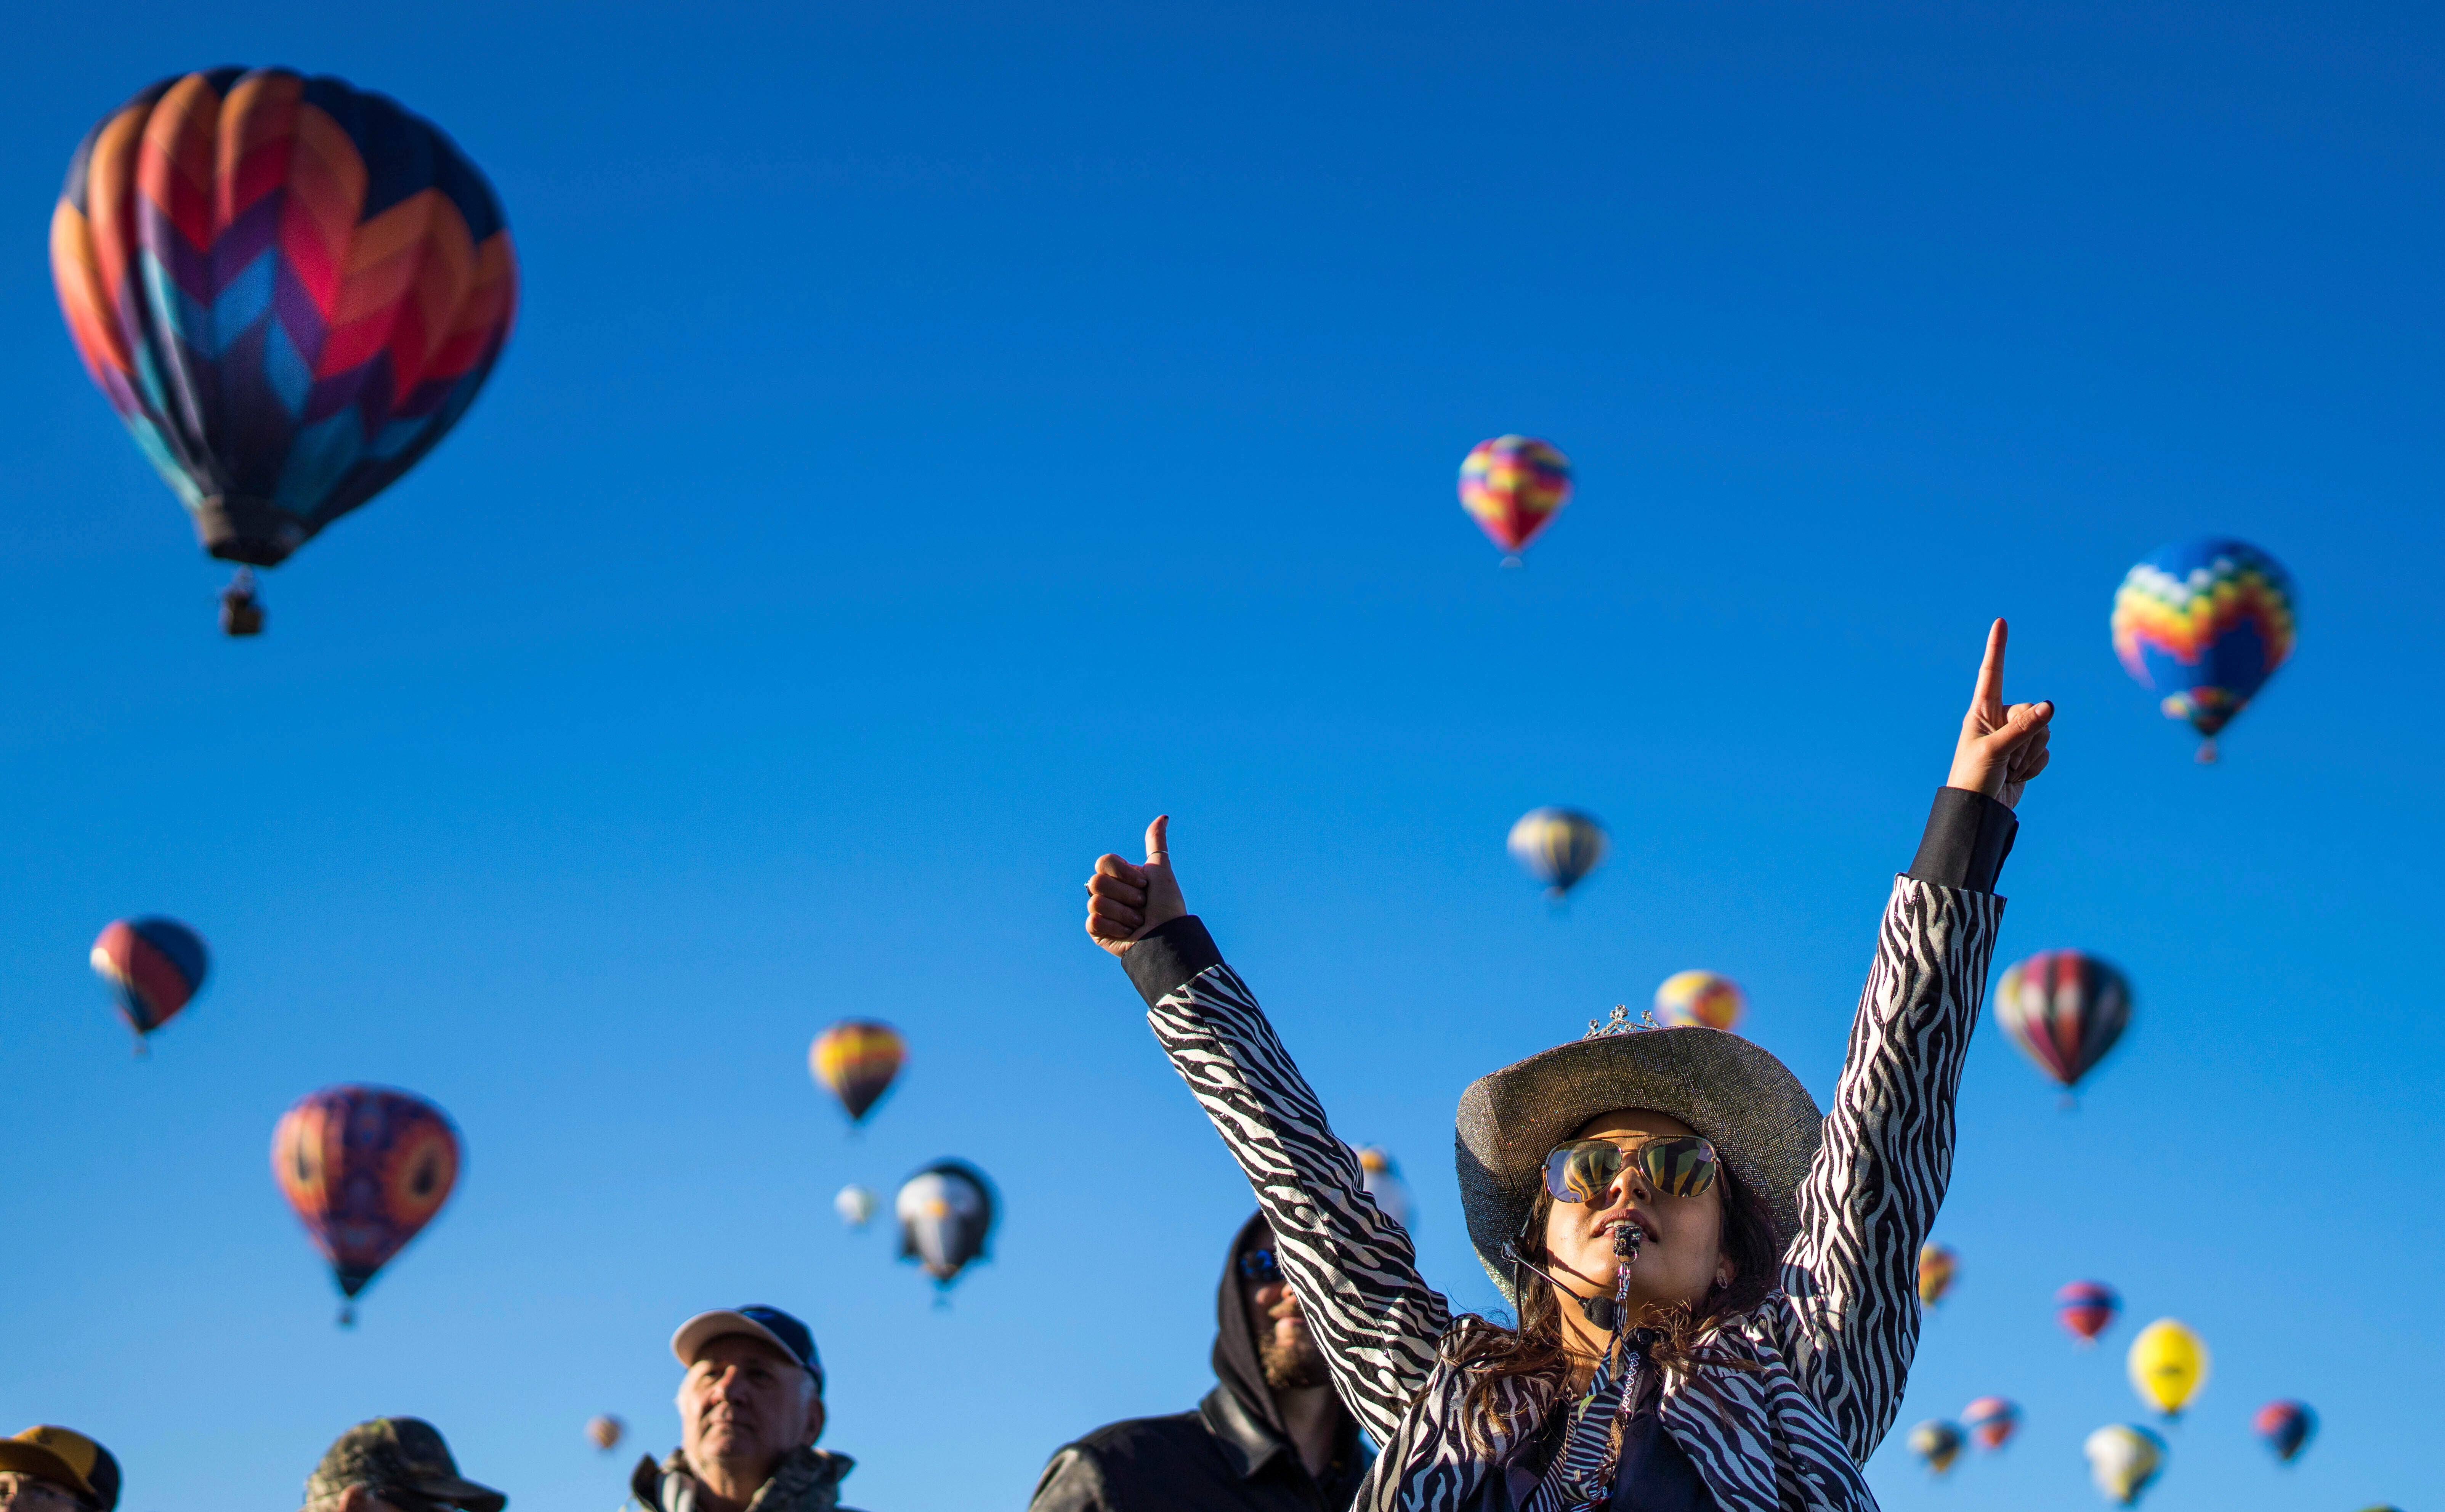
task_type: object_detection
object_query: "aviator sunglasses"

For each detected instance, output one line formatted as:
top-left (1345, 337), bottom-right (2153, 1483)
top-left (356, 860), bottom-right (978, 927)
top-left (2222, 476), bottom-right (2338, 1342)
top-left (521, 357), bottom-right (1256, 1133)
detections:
top-left (1542, 1135), bottom-right (1721, 1205)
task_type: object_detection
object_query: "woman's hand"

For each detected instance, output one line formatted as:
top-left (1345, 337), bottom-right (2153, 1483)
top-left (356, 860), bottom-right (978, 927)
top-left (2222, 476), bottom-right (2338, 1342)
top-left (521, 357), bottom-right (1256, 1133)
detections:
top-left (1085, 815), bottom-right (1188, 958)
top-left (1948, 620), bottom-right (2054, 808)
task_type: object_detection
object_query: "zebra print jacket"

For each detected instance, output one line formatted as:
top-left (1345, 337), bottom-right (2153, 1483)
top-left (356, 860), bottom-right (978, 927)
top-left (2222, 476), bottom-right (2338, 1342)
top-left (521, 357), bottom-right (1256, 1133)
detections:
top-left (1120, 872), bottom-right (2004, 1512)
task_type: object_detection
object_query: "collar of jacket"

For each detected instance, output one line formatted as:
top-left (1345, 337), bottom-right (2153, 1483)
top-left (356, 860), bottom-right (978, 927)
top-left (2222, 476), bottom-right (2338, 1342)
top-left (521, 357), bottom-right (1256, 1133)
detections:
top-left (1198, 1384), bottom-right (1364, 1487)
top-left (630, 1447), bottom-right (857, 1512)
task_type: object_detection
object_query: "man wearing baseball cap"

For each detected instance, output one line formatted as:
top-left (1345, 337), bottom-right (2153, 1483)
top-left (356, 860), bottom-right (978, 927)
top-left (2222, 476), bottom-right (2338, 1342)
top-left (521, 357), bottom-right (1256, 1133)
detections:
top-left (627, 1305), bottom-right (864, 1512)
top-left (301, 1418), bottom-right (506, 1512)
top-left (0, 1427), bottom-right (120, 1512)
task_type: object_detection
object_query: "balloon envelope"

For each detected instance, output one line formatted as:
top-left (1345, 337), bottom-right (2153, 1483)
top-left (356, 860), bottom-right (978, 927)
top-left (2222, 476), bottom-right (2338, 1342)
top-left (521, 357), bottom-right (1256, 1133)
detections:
top-left (1653, 970), bottom-right (1744, 1032)
top-left (834, 1183), bottom-right (879, 1228)
top-left (270, 1085), bottom-right (460, 1305)
top-left (1508, 808), bottom-right (1606, 896)
top-left (1356, 1146), bottom-right (1413, 1231)
top-left (1458, 435), bottom-right (1571, 556)
top-left (51, 69), bottom-right (516, 571)
top-left (811, 1020), bottom-right (905, 1123)
top-left (585, 1416), bottom-right (622, 1452)
top-left (1916, 1243), bottom-right (1956, 1305)
top-left (2084, 1425), bottom-right (2165, 1506)
top-left (896, 1160), bottom-right (996, 1285)
top-left (1996, 950), bottom-right (2132, 1090)
top-left (90, 916), bottom-right (208, 1037)
top-left (1962, 1396), bottom-right (2020, 1450)
top-left (2057, 1280), bottom-right (2121, 1343)
top-left (1906, 1421), bottom-right (1962, 1475)
top-left (2110, 538), bottom-right (2296, 751)
top-left (2251, 1400), bottom-right (2314, 1462)
top-left (2127, 1318), bottom-right (2210, 1417)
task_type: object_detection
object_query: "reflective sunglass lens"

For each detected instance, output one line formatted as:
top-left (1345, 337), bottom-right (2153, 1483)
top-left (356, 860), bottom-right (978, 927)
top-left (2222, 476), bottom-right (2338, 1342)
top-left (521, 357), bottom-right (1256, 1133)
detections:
top-left (1542, 1141), bottom-right (1624, 1204)
top-left (1238, 1247), bottom-right (1282, 1281)
top-left (1637, 1137), bottom-right (1720, 1197)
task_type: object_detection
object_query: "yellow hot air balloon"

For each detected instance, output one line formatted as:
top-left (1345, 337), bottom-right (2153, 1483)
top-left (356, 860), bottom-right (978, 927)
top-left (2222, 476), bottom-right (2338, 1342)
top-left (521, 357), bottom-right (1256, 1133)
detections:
top-left (2126, 1318), bottom-right (2209, 1417)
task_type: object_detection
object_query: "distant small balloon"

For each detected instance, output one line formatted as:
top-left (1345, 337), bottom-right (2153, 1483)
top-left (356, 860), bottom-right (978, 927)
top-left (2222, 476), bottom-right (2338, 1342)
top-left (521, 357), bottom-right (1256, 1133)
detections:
top-left (1962, 1396), bottom-right (2020, 1451)
top-left (2084, 1424), bottom-right (2166, 1506)
top-left (1653, 970), bottom-right (1744, 1032)
top-left (834, 1183), bottom-right (879, 1228)
top-left (90, 916), bottom-right (210, 1044)
top-left (1508, 808), bottom-right (1607, 898)
top-left (2127, 1319), bottom-right (2210, 1417)
top-left (1458, 435), bottom-right (1572, 560)
top-left (896, 1160), bottom-right (996, 1287)
top-left (1356, 1146), bottom-right (1414, 1231)
top-left (270, 1085), bottom-right (460, 1324)
top-left (585, 1416), bottom-right (623, 1452)
top-left (811, 1020), bottom-right (906, 1124)
top-left (1917, 1243), bottom-right (1956, 1306)
top-left (2057, 1280), bottom-right (2121, 1344)
top-left (2251, 1400), bottom-right (2314, 1463)
top-left (1996, 950), bottom-right (2132, 1094)
top-left (1906, 1421), bottom-right (1963, 1476)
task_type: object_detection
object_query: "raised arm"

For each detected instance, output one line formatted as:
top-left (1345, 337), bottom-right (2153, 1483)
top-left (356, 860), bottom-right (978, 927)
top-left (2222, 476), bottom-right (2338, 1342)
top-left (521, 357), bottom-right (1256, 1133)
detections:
top-left (1086, 819), bottom-right (1451, 1445)
top-left (1778, 621), bottom-right (2052, 1461)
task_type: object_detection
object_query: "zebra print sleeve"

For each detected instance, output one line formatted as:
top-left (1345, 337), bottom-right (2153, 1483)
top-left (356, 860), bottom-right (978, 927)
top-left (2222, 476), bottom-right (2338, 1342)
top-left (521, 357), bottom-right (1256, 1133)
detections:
top-left (1144, 961), bottom-right (1454, 1446)
top-left (1779, 873), bottom-right (2003, 1463)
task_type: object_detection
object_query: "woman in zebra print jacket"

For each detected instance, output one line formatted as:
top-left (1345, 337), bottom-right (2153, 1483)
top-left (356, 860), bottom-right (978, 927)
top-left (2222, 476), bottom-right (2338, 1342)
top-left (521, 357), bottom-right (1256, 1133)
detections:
top-left (1083, 623), bottom-right (2054, 1512)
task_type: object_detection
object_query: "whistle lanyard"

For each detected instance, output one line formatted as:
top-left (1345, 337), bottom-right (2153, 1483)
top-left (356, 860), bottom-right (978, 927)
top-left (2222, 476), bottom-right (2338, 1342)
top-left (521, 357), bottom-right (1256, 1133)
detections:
top-left (1521, 1225), bottom-right (1649, 1512)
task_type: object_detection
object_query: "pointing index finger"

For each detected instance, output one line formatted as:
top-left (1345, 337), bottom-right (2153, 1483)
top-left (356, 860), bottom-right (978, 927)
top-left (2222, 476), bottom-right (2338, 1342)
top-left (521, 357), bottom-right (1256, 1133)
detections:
top-left (1972, 619), bottom-right (2008, 714)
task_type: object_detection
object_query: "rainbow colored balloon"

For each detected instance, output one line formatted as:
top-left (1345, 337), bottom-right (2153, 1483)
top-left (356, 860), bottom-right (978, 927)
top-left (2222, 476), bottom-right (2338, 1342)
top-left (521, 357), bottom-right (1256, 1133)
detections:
top-left (1459, 436), bottom-right (1571, 560)
top-left (2110, 539), bottom-right (2296, 760)
top-left (89, 916), bottom-right (209, 1042)
top-left (1653, 970), bottom-right (1744, 1032)
top-left (2057, 1280), bottom-right (2121, 1344)
top-left (1996, 950), bottom-right (2132, 1094)
top-left (51, 68), bottom-right (516, 629)
top-left (271, 1085), bottom-right (461, 1323)
top-left (811, 1019), bottom-right (906, 1124)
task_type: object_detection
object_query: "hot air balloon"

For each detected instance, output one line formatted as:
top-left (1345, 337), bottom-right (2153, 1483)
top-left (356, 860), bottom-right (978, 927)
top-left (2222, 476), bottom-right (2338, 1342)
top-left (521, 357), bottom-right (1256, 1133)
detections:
top-left (1458, 435), bottom-right (1571, 563)
top-left (1962, 1396), bottom-right (2020, 1451)
top-left (585, 1416), bottom-right (623, 1453)
top-left (2252, 1400), bottom-right (2314, 1463)
top-left (50, 69), bottom-right (517, 635)
top-left (1508, 808), bottom-right (1606, 899)
top-left (1995, 951), bottom-right (2132, 1097)
top-left (1653, 970), bottom-right (1744, 1032)
top-left (2127, 1319), bottom-right (2209, 1417)
top-left (811, 1020), bottom-right (905, 1124)
top-left (2084, 1425), bottom-right (2164, 1506)
top-left (89, 916), bottom-right (208, 1046)
top-left (1917, 1243), bottom-right (1956, 1306)
top-left (834, 1183), bottom-right (879, 1228)
top-left (896, 1160), bottom-right (996, 1289)
top-left (1356, 1146), bottom-right (1414, 1230)
top-left (2111, 539), bottom-right (2296, 762)
top-left (1906, 1421), bottom-right (1962, 1475)
top-left (2058, 1280), bottom-right (2121, 1344)
top-left (270, 1085), bottom-right (460, 1324)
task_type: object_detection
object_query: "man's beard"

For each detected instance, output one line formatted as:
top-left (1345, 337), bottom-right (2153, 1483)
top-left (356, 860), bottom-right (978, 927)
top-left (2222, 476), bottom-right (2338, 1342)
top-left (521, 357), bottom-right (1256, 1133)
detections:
top-left (1258, 1317), bottom-right (1332, 1391)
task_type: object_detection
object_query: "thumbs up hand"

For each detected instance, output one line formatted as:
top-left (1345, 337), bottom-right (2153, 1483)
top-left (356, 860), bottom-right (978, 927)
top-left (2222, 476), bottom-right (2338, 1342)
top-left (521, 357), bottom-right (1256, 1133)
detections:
top-left (1085, 815), bottom-right (1188, 958)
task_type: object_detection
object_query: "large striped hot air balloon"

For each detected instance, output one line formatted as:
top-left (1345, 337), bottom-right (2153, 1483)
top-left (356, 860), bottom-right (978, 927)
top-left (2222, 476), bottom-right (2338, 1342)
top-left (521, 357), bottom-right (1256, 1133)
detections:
top-left (2111, 539), bottom-right (2296, 761)
top-left (271, 1085), bottom-right (461, 1324)
top-left (811, 1020), bottom-right (906, 1124)
top-left (1996, 950), bottom-right (2132, 1097)
top-left (89, 916), bottom-right (209, 1045)
top-left (50, 68), bottom-right (516, 634)
top-left (1507, 808), bottom-right (1606, 900)
top-left (1458, 436), bottom-right (1571, 562)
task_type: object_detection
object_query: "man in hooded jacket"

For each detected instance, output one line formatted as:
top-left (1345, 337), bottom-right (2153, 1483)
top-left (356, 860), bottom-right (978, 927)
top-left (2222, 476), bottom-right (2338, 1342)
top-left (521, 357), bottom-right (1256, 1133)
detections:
top-left (1028, 1213), bottom-right (1372, 1512)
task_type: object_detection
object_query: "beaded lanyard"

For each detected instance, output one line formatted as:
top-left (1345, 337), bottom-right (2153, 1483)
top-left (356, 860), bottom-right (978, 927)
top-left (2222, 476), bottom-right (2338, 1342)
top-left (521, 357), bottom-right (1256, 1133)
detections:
top-left (1520, 1224), bottom-right (1649, 1512)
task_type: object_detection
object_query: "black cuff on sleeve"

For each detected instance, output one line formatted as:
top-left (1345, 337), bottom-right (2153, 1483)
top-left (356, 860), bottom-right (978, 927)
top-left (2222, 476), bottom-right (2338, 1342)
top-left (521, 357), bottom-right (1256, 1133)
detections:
top-left (1121, 915), bottom-right (1224, 1006)
top-left (1907, 787), bottom-right (2019, 893)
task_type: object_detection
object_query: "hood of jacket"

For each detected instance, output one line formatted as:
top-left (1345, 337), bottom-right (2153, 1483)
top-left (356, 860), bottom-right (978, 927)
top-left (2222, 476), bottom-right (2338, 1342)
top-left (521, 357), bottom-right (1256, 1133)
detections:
top-left (1210, 1211), bottom-right (1287, 1443)
top-left (629, 1446), bottom-right (859, 1512)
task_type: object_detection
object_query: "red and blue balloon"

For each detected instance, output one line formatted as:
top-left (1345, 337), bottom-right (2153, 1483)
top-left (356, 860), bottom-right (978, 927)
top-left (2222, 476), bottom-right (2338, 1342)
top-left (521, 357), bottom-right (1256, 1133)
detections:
top-left (90, 916), bottom-right (209, 1042)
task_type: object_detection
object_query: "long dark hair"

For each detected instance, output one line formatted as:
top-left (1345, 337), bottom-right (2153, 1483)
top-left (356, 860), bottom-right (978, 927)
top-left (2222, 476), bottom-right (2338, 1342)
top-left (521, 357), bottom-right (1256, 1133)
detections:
top-left (1443, 1157), bottom-right (1783, 1451)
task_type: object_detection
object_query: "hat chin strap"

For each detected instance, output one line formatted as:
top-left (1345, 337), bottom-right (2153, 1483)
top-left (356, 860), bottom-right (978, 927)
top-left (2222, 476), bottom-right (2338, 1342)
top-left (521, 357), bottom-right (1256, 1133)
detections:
top-left (1504, 1223), bottom-right (1645, 1332)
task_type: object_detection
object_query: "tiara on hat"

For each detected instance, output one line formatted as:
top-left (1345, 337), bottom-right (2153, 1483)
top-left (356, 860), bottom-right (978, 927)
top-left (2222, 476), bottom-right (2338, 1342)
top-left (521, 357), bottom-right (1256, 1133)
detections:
top-left (1584, 1004), bottom-right (1661, 1039)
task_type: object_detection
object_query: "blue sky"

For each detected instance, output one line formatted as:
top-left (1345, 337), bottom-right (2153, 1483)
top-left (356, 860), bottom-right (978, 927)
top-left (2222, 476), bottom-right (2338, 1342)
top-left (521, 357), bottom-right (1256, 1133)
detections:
top-left (1, 2), bottom-right (2437, 1510)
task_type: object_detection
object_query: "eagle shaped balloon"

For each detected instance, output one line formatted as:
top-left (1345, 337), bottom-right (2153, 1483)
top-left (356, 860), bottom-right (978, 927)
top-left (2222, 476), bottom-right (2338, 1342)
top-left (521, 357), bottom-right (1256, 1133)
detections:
top-left (896, 1159), bottom-right (996, 1289)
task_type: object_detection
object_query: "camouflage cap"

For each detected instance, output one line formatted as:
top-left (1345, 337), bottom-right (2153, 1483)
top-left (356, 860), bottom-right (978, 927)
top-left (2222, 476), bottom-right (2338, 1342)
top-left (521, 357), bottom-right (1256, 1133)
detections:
top-left (305, 1420), bottom-right (505, 1512)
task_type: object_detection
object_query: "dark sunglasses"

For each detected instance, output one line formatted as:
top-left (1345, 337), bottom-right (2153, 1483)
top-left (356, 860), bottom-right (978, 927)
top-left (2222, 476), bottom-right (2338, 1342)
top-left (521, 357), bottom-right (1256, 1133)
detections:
top-left (1237, 1247), bottom-right (1283, 1283)
top-left (1542, 1135), bottom-right (1720, 1204)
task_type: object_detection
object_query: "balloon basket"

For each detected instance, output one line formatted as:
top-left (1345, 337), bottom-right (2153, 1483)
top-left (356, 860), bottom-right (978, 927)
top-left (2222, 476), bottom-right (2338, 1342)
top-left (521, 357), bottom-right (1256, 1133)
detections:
top-left (337, 1304), bottom-right (357, 1328)
top-left (2195, 740), bottom-right (2218, 765)
top-left (219, 568), bottom-right (265, 638)
top-left (1500, 555), bottom-right (1524, 569)
top-left (2057, 1093), bottom-right (2078, 1113)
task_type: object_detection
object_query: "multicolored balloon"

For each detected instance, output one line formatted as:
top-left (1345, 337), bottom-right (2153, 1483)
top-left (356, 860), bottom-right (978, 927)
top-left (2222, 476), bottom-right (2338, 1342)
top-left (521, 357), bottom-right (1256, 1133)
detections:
top-left (1962, 1396), bottom-right (2020, 1451)
top-left (585, 1416), bottom-right (623, 1453)
top-left (2252, 1399), bottom-right (2314, 1463)
top-left (2057, 1280), bottom-right (2121, 1344)
top-left (1458, 436), bottom-right (1571, 560)
top-left (1906, 1421), bottom-right (1962, 1475)
top-left (1356, 1146), bottom-right (1413, 1230)
top-left (2110, 539), bottom-right (2296, 761)
top-left (1653, 970), bottom-right (1744, 1032)
top-left (896, 1160), bottom-right (996, 1288)
top-left (50, 69), bottom-right (517, 632)
top-left (89, 916), bottom-right (208, 1042)
top-left (2127, 1318), bottom-right (2210, 1417)
top-left (811, 1020), bottom-right (905, 1124)
top-left (1507, 808), bottom-right (1606, 898)
top-left (1995, 951), bottom-right (2132, 1093)
top-left (834, 1183), bottom-right (879, 1228)
top-left (270, 1085), bottom-right (460, 1323)
top-left (2084, 1424), bottom-right (2165, 1506)
top-left (1916, 1243), bottom-right (1957, 1306)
